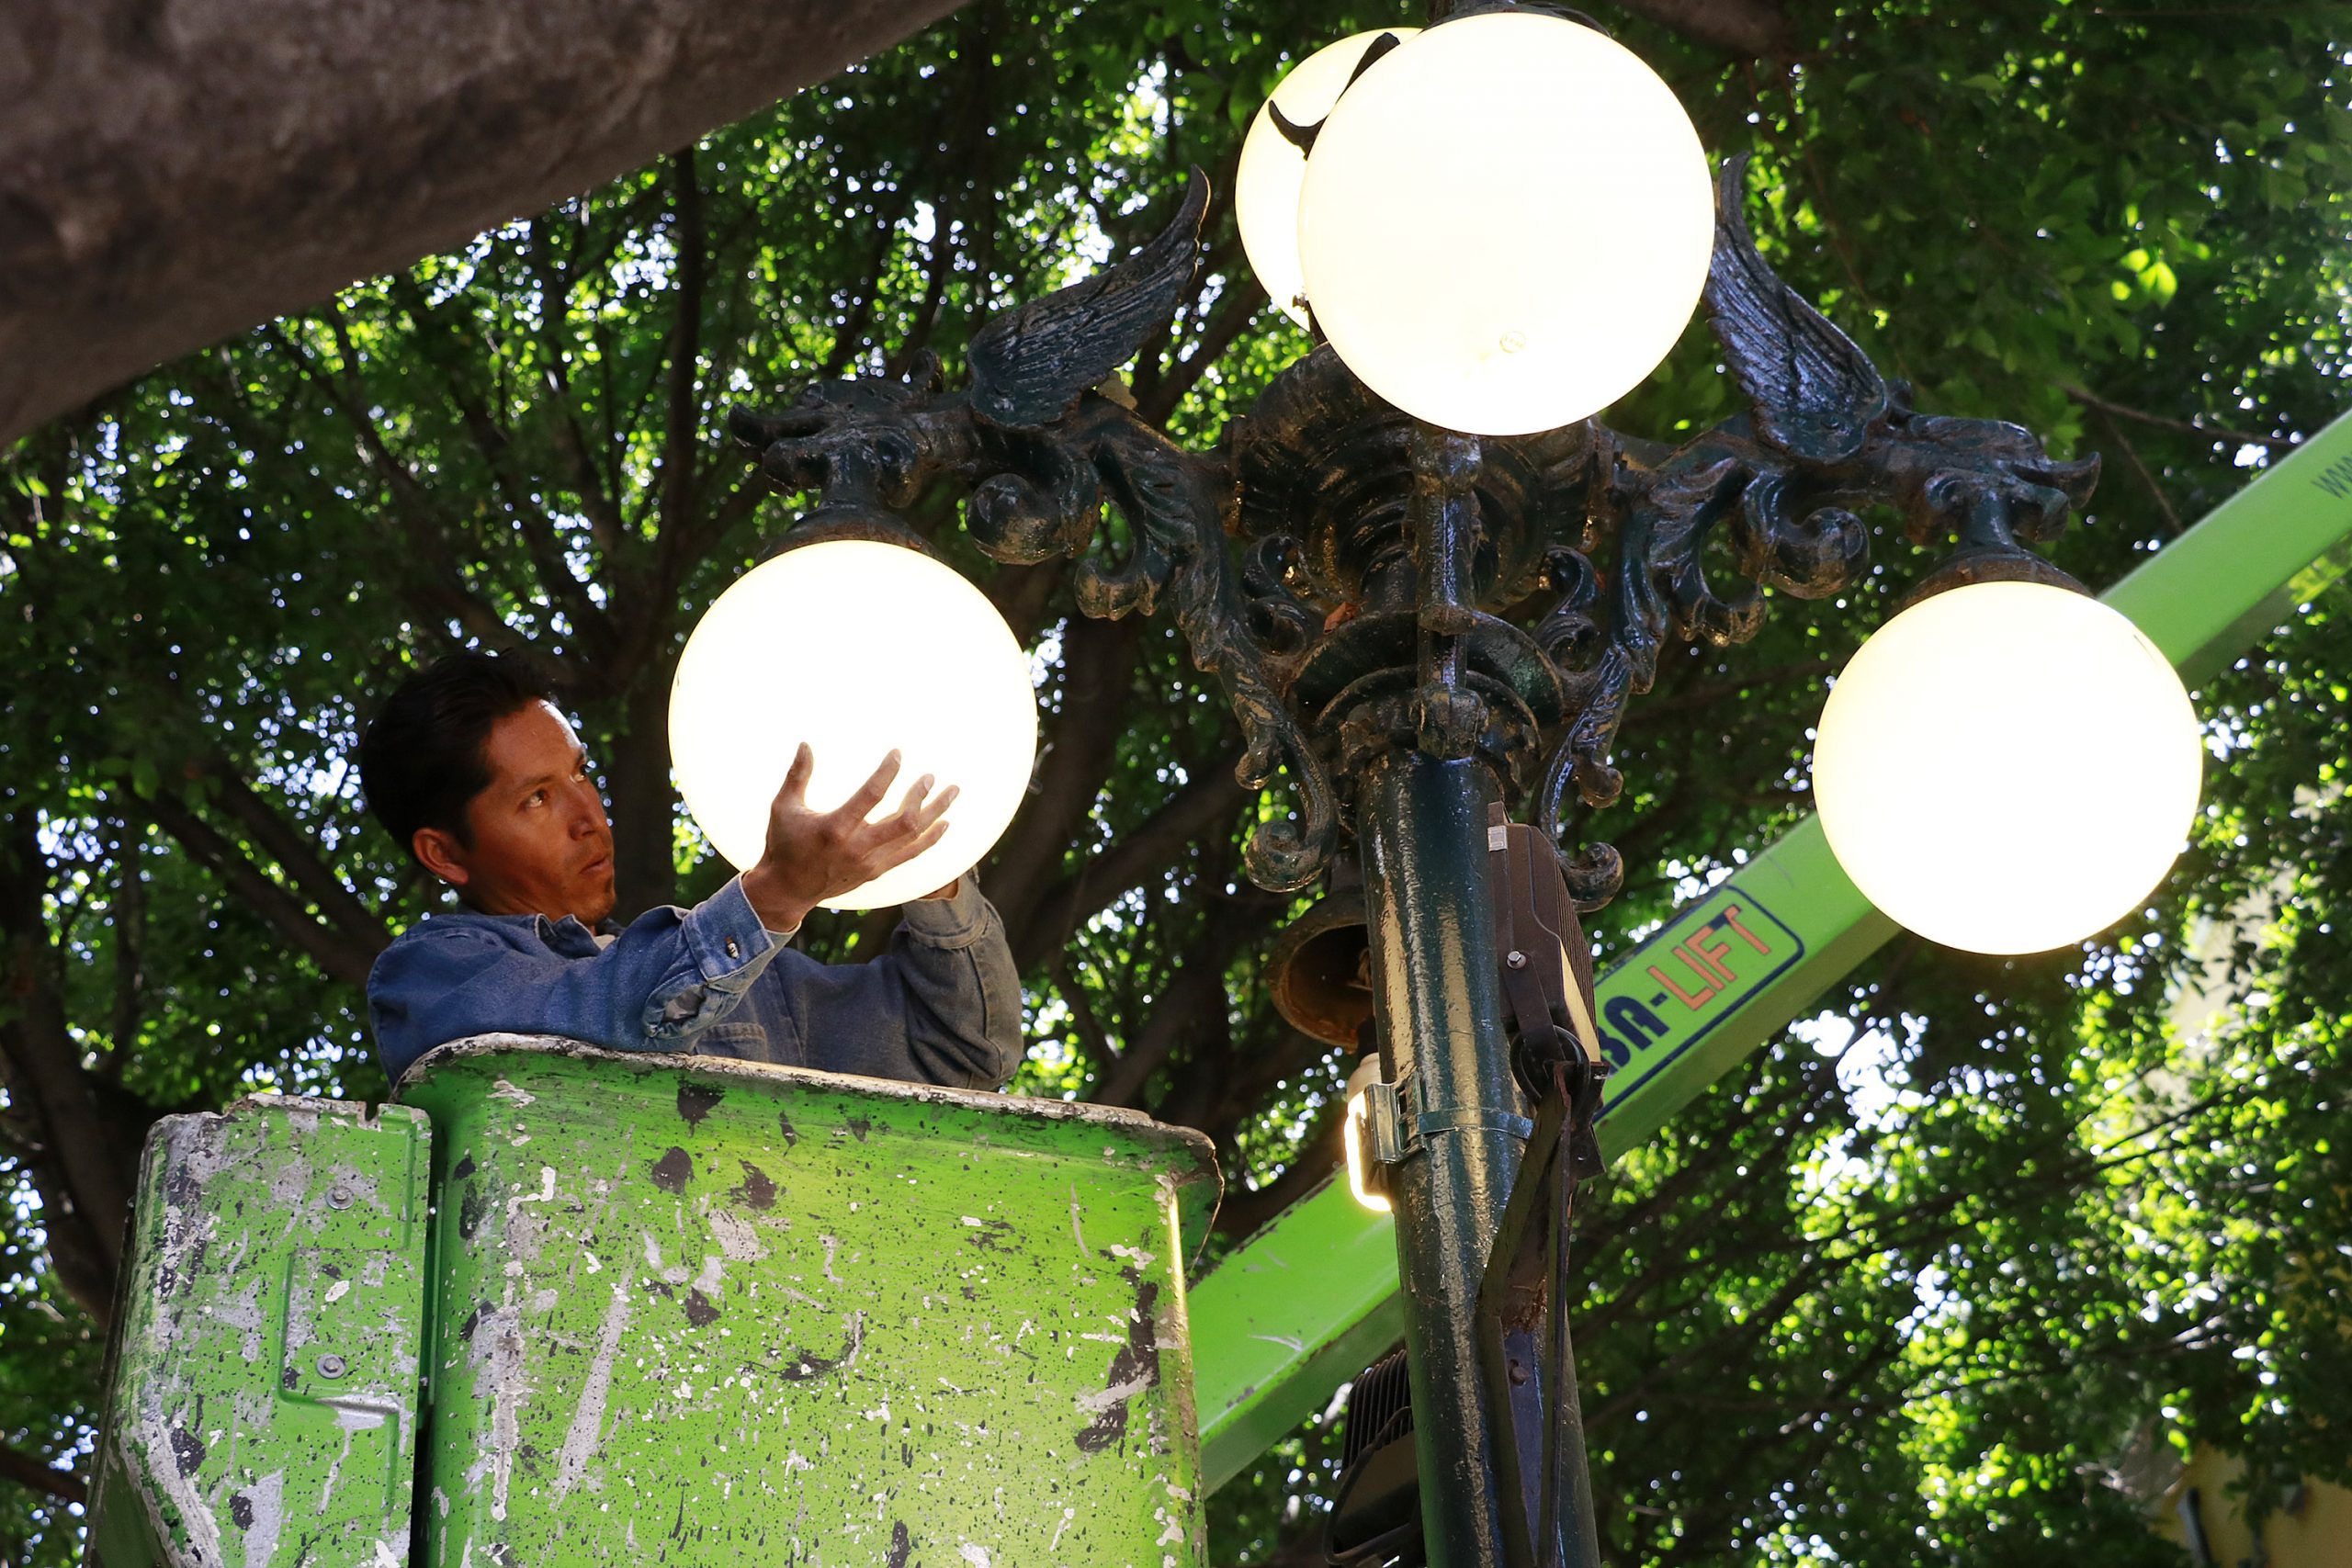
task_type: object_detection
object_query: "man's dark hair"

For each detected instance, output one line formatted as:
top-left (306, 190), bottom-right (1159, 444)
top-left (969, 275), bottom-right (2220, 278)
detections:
top-left (357, 651), bottom-right (553, 863)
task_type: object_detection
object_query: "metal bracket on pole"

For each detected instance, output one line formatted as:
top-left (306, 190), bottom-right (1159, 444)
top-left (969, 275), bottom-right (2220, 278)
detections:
top-left (1367, 1068), bottom-right (1537, 1165)
top-left (1365, 1071), bottom-right (1416, 1168)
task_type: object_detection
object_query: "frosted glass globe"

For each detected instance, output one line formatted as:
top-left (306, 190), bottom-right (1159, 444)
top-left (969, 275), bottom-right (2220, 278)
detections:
top-left (1238, 28), bottom-right (1421, 328)
top-left (1813, 581), bottom-right (2202, 955)
top-left (1295, 11), bottom-right (1714, 435)
top-left (669, 540), bottom-right (1037, 911)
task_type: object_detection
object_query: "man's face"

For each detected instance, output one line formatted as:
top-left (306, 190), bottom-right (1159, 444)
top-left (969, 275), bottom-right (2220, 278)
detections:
top-left (415, 701), bottom-right (616, 925)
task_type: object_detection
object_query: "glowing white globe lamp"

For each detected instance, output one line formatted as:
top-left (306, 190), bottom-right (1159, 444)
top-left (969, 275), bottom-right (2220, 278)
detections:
top-left (669, 539), bottom-right (1038, 911)
top-left (1295, 11), bottom-right (1715, 436)
top-left (1813, 581), bottom-right (2202, 954)
top-left (1237, 28), bottom-right (1422, 329)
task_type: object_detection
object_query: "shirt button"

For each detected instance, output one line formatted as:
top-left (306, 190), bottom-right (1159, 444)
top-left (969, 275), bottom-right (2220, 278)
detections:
top-left (725, 937), bottom-right (741, 959)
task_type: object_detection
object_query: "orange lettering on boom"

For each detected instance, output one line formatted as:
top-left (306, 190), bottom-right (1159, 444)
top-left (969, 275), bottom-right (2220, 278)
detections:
top-left (1717, 903), bottom-right (1773, 955)
top-left (1690, 928), bottom-right (1739, 987)
top-left (1649, 959), bottom-right (1717, 1010)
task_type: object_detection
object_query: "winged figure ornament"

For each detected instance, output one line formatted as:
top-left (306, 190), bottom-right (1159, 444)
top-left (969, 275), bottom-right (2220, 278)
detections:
top-left (966, 176), bottom-right (1208, 430)
top-left (1704, 153), bottom-right (1890, 463)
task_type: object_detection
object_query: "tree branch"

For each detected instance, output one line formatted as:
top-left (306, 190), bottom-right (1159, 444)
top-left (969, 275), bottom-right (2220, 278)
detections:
top-left (107, 815), bottom-right (144, 1072)
top-left (182, 757), bottom-right (393, 957)
top-left (2063, 381), bottom-right (2298, 453)
top-left (0, 816), bottom-right (149, 1325)
top-left (1619, 657), bottom-right (1838, 728)
top-left (822, 183), bottom-right (921, 382)
top-left (1198, 1018), bottom-right (1336, 1153)
top-left (1135, 255), bottom-right (1268, 426)
top-left (983, 561), bottom-right (1070, 652)
top-left (0, 0), bottom-right (971, 446)
top-left (887, 3), bottom-right (1001, 379)
top-left (379, 274), bottom-right (615, 654)
top-left (0, 1442), bottom-right (85, 1508)
top-left (2090, 406), bottom-right (2186, 537)
top-left (656, 147), bottom-right (710, 549)
top-left (1606, 0), bottom-right (1792, 55)
top-left (524, 218), bottom-right (634, 554)
top-left (256, 321), bottom-right (549, 668)
top-left (987, 615), bottom-right (1146, 943)
top-left (1012, 750), bottom-right (1249, 974)
top-left (1095, 942), bottom-right (1231, 1110)
top-left (1046, 951), bottom-right (1124, 1077)
top-left (137, 791), bottom-right (382, 992)
top-left (1214, 1100), bottom-right (1346, 1241)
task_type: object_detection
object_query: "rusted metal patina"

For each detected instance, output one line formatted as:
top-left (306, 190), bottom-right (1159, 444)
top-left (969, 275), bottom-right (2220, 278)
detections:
top-left (396, 1035), bottom-right (1219, 1568)
top-left (85, 1096), bottom-right (431, 1567)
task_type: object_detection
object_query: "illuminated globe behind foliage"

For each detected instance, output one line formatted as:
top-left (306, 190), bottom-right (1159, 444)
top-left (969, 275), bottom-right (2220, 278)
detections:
top-left (1237, 28), bottom-right (1420, 329)
top-left (669, 540), bottom-right (1037, 911)
top-left (1813, 581), bottom-right (2202, 955)
top-left (1295, 11), bottom-right (1715, 436)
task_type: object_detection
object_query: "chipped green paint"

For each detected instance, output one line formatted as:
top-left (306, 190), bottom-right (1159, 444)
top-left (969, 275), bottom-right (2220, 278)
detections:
top-left (86, 1096), bottom-right (431, 1567)
top-left (396, 1036), bottom-right (1219, 1568)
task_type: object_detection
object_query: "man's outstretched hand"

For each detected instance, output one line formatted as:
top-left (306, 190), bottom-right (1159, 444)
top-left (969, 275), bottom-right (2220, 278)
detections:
top-left (741, 745), bottom-right (959, 931)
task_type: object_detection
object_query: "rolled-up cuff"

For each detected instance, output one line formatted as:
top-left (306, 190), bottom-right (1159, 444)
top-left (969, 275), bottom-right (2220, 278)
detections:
top-left (683, 874), bottom-right (780, 981)
top-left (899, 874), bottom-right (993, 949)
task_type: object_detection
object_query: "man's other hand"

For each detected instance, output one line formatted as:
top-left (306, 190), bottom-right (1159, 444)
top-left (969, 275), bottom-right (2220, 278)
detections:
top-left (741, 745), bottom-right (957, 931)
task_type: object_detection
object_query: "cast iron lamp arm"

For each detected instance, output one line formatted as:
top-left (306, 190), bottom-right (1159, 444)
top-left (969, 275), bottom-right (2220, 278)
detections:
top-left (728, 175), bottom-right (1340, 893)
top-left (1527, 155), bottom-right (2101, 904)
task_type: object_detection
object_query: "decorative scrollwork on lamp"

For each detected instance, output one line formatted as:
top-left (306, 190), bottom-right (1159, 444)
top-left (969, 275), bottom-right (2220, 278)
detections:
top-left (729, 153), bottom-right (2098, 911)
top-left (729, 175), bottom-right (1339, 893)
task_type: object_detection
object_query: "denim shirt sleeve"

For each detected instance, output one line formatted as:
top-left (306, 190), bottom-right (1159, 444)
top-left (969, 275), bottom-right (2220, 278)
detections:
top-left (772, 878), bottom-right (1024, 1090)
top-left (368, 875), bottom-right (781, 1083)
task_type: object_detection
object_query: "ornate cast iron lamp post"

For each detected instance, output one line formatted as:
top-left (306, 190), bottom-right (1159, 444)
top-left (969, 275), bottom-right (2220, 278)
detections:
top-left (713, 6), bottom-right (2196, 1563)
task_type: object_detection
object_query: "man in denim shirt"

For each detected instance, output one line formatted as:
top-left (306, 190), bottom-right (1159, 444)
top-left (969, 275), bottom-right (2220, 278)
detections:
top-left (358, 651), bottom-right (1023, 1089)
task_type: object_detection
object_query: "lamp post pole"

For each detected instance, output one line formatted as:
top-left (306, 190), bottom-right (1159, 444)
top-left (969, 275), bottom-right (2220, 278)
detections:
top-left (1351, 426), bottom-right (1586, 1568)
top-left (1361, 747), bottom-right (1527, 1567)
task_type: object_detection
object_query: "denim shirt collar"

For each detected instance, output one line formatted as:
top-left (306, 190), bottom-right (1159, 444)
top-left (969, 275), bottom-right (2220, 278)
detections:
top-left (424, 906), bottom-right (622, 961)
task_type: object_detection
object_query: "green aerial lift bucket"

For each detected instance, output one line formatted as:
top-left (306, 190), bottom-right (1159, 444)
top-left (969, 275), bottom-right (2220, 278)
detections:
top-left (86, 1036), bottom-right (1220, 1568)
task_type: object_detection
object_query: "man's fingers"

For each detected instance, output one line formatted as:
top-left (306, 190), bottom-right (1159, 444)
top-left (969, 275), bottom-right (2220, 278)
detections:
top-left (894, 774), bottom-right (934, 824)
top-left (910, 782), bottom-right (960, 834)
top-left (836, 750), bottom-right (903, 821)
top-left (873, 779), bottom-right (956, 845)
top-left (775, 742), bottom-right (815, 807)
top-left (868, 817), bottom-right (953, 877)
top-left (893, 777), bottom-right (959, 833)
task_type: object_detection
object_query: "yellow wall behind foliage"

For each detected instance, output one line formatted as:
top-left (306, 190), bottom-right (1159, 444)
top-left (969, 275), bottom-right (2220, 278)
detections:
top-left (2154, 1450), bottom-right (2352, 1567)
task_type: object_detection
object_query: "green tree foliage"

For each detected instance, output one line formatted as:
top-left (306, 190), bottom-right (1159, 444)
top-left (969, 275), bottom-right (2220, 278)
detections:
top-left (2, 1), bottom-right (2347, 1562)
